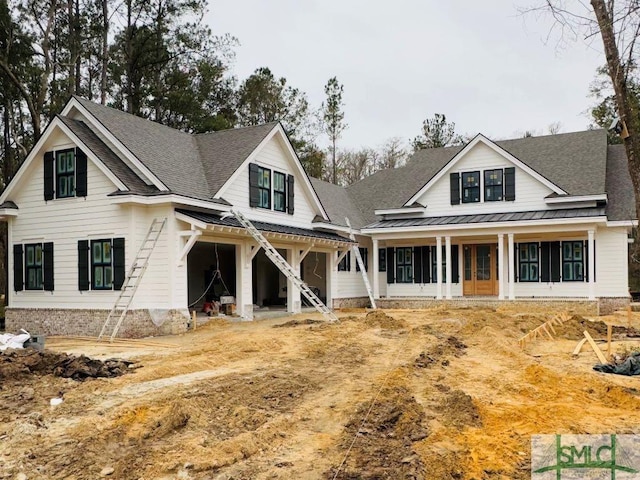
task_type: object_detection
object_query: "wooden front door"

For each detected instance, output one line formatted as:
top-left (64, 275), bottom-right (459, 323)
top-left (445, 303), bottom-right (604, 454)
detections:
top-left (463, 244), bottom-right (498, 296)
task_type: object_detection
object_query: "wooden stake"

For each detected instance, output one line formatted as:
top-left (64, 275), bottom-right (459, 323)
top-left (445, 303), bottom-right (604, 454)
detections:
top-left (192, 310), bottom-right (197, 331)
top-left (572, 338), bottom-right (587, 356)
top-left (628, 305), bottom-right (632, 329)
top-left (607, 323), bottom-right (612, 356)
top-left (584, 330), bottom-right (608, 364)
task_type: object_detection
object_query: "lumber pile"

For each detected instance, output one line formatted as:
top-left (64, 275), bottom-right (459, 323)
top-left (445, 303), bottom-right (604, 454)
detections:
top-left (518, 312), bottom-right (572, 349)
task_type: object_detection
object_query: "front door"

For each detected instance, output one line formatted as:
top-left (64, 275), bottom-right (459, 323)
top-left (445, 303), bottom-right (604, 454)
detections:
top-left (463, 244), bottom-right (498, 295)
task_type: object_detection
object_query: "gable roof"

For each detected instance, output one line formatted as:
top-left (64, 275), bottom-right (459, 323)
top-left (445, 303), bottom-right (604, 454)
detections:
top-left (347, 129), bottom-right (613, 225)
top-left (310, 177), bottom-right (367, 229)
top-left (57, 116), bottom-right (158, 194)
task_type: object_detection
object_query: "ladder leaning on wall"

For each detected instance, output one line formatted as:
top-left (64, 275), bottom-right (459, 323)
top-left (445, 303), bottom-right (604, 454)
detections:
top-left (98, 217), bottom-right (167, 342)
top-left (345, 218), bottom-right (377, 309)
top-left (229, 209), bottom-right (339, 323)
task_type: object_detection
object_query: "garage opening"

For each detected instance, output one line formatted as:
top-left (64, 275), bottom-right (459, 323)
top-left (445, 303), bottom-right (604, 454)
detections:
top-left (252, 248), bottom-right (287, 310)
top-left (301, 251), bottom-right (327, 305)
top-left (187, 242), bottom-right (236, 312)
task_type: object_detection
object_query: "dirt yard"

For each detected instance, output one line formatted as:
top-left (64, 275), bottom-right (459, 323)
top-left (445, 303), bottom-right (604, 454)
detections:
top-left (2, 306), bottom-right (640, 479)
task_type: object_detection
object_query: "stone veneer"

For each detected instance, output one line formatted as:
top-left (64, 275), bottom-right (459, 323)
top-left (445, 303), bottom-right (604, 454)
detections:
top-left (5, 308), bottom-right (189, 338)
top-left (332, 297), bottom-right (371, 309)
top-left (597, 297), bottom-right (631, 315)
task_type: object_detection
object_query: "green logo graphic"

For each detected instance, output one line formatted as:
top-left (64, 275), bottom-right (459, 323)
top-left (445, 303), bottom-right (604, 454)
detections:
top-left (532, 434), bottom-right (640, 479)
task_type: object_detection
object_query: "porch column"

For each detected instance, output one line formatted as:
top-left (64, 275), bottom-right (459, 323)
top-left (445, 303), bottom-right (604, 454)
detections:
top-left (326, 250), bottom-right (338, 310)
top-left (508, 233), bottom-right (515, 300)
top-left (588, 229), bottom-right (596, 300)
top-left (372, 238), bottom-right (380, 299)
top-left (445, 236), bottom-right (452, 299)
top-left (498, 234), bottom-right (505, 300)
top-left (287, 248), bottom-right (302, 314)
top-left (236, 240), bottom-right (254, 320)
top-left (436, 236), bottom-right (443, 299)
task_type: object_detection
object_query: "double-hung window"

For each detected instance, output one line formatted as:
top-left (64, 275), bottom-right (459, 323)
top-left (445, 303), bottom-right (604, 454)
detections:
top-left (257, 167), bottom-right (271, 209)
top-left (484, 169), bottom-right (503, 201)
top-left (562, 241), bottom-right (584, 281)
top-left (396, 247), bottom-right (413, 283)
top-left (462, 171), bottom-right (480, 203)
top-left (338, 251), bottom-right (351, 271)
top-left (25, 243), bottom-right (43, 290)
top-left (56, 149), bottom-right (76, 198)
top-left (378, 248), bottom-right (386, 272)
top-left (519, 243), bottom-right (539, 282)
top-left (273, 172), bottom-right (286, 212)
top-left (91, 239), bottom-right (113, 290)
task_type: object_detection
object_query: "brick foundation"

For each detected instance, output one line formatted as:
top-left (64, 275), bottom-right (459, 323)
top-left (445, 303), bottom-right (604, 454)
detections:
top-left (332, 297), bottom-right (370, 309)
top-left (5, 308), bottom-right (190, 338)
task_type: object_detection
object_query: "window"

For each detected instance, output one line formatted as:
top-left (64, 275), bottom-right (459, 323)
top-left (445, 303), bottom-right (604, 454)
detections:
top-left (257, 166), bottom-right (271, 209)
top-left (338, 251), bottom-right (351, 271)
top-left (25, 243), bottom-right (43, 290)
top-left (518, 243), bottom-right (539, 282)
top-left (378, 248), bottom-right (386, 272)
top-left (431, 245), bottom-right (446, 282)
top-left (396, 247), bottom-right (413, 283)
top-left (274, 172), bottom-right (286, 212)
top-left (356, 247), bottom-right (368, 272)
top-left (562, 241), bottom-right (584, 281)
top-left (56, 149), bottom-right (75, 198)
top-left (484, 169), bottom-right (503, 201)
top-left (91, 239), bottom-right (113, 290)
top-left (462, 171), bottom-right (480, 203)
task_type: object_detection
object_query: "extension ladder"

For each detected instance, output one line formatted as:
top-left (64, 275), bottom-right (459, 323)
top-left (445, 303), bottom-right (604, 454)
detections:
top-left (345, 218), bottom-right (377, 309)
top-left (98, 218), bottom-right (167, 341)
top-left (230, 209), bottom-right (339, 323)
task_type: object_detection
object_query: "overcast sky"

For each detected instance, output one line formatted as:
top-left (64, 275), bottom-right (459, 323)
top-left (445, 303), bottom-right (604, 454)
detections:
top-left (206, 1), bottom-right (604, 150)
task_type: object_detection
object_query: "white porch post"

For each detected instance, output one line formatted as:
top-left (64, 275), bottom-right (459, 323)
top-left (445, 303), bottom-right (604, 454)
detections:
top-left (508, 233), bottom-right (515, 300)
top-left (498, 234), bottom-right (505, 300)
top-left (326, 250), bottom-right (338, 310)
top-left (287, 248), bottom-right (302, 314)
top-left (372, 238), bottom-right (380, 299)
top-left (436, 236), bottom-right (443, 299)
top-left (236, 240), bottom-right (254, 320)
top-left (445, 236), bottom-right (452, 299)
top-left (588, 229), bottom-right (596, 300)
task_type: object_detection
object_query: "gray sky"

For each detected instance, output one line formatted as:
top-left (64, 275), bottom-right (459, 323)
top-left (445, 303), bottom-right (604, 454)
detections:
top-left (206, 1), bottom-right (604, 150)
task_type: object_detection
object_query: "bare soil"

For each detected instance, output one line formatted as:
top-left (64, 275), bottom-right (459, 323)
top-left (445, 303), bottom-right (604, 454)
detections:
top-left (2, 306), bottom-right (640, 479)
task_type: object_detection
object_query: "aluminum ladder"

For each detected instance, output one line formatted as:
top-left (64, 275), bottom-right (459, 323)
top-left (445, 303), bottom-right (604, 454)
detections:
top-left (345, 218), bottom-right (377, 309)
top-left (230, 209), bottom-right (339, 323)
top-left (98, 218), bottom-right (167, 341)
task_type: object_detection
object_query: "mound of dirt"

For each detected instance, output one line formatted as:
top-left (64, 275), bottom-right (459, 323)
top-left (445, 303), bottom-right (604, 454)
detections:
top-left (438, 390), bottom-right (482, 429)
top-left (328, 385), bottom-right (427, 479)
top-left (0, 349), bottom-right (134, 381)
top-left (415, 336), bottom-right (467, 368)
top-left (273, 318), bottom-right (324, 328)
top-left (362, 310), bottom-right (408, 329)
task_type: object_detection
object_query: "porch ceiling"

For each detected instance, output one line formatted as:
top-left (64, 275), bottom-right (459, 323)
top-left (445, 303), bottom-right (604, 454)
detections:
top-left (176, 209), bottom-right (353, 246)
top-left (364, 207), bottom-right (606, 230)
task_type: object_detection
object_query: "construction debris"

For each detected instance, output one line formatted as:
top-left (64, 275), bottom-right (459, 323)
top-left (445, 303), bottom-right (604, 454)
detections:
top-left (518, 312), bottom-right (572, 348)
top-left (594, 351), bottom-right (640, 376)
top-left (583, 330), bottom-right (608, 364)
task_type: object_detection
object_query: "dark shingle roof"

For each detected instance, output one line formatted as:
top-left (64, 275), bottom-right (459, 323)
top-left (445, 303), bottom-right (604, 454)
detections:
top-left (606, 144), bottom-right (637, 221)
top-left (176, 209), bottom-right (353, 243)
top-left (364, 207), bottom-right (607, 229)
top-left (58, 116), bottom-right (158, 194)
top-left (347, 129), bottom-right (612, 225)
top-left (310, 177), bottom-right (367, 229)
top-left (195, 122), bottom-right (278, 195)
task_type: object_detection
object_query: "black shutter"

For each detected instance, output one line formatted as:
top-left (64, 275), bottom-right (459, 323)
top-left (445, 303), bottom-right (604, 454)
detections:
top-left (78, 240), bottom-right (90, 291)
top-left (584, 240), bottom-right (595, 282)
top-left (504, 167), bottom-right (515, 201)
top-left (514, 243), bottom-right (519, 282)
top-left (540, 242), bottom-right (549, 282)
top-left (43, 242), bottom-right (54, 291)
top-left (287, 174), bottom-right (294, 214)
top-left (550, 241), bottom-right (561, 282)
top-left (413, 246), bottom-right (423, 283)
top-left (421, 246), bottom-right (430, 283)
top-left (378, 248), bottom-right (386, 272)
top-left (75, 147), bottom-right (87, 197)
top-left (13, 244), bottom-right (23, 291)
top-left (450, 172), bottom-right (460, 205)
top-left (113, 237), bottom-right (125, 290)
top-left (452, 245), bottom-right (459, 283)
top-left (431, 246), bottom-right (437, 282)
top-left (249, 164), bottom-right (260, 207)
top-left (386, 247), bottom-right (395, 284)
top-left (44, 151), bottom-right (54, 200)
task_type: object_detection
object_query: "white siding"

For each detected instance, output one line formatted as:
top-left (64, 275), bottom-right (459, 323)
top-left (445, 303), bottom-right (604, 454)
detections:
top-left (334, 236), bottom-right (372, 299)
top-left (594, 227), bottom-right (629, 297)
top-left (415, 143), bottom-right (554, 216)
top-left (220, 135), bottom-right (321, 228)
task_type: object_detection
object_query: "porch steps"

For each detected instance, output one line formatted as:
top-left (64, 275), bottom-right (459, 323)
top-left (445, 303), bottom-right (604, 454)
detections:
top-left (229, 209), bottom-right (339, 323)
top-left (98, 217), bottom-right (167, 341)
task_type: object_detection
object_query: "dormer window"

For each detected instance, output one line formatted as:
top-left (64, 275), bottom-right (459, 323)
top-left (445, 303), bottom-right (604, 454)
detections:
top-left (450, 167), bottom-right (515, 205)
top-left (44, 147), bottom-right (88, 201)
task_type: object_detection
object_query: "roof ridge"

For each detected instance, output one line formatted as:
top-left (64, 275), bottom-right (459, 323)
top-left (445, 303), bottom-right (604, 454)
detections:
top-left (194, 121), bottom-right (279, 137)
